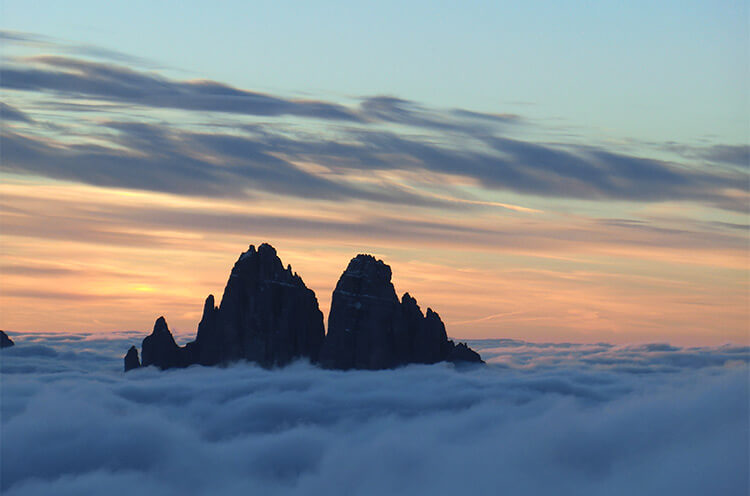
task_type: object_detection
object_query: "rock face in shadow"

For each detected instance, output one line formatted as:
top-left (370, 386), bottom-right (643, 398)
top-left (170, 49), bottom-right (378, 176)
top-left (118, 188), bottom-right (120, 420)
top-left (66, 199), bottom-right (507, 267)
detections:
top-left (124, 345), bottom-right (140, 372)
top-left (319, 254), bottom-right (484, 370)
top-left (0, 330), bottom-right (14, 348)
top-left (125, 243), bottom-right (482, 372)
top-left (205, 243), bottom-right (325, 367)
top-left (127, 243), bottom-right (325, 371)
top-left (319, 255), bottom-right (400, 370)
top-left (195, 294), bottom-right (220, 366)
top-left (447, 342), bottom-right (483, 363)
top-left (141, 316), bottom-right (185, 370)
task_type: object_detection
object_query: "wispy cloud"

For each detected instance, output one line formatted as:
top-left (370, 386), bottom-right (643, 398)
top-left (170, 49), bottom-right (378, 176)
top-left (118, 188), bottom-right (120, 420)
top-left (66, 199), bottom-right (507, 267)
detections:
top-left (1, 111), bottom-right (745, 211)
top-left (699, 144), bottom-right (750, 168)
top-left (1, 55), bottom-right (363, 121)
top-left (1, 32), bottom-right (746, 212)
top-left (0, 124), bottom-right (449, 207)
top-left (0, 102), bottom-right (34, 123)
top-left (0, 30), bottom-right (166, 69)
top-left (1, 179), bottom-right (746, 342)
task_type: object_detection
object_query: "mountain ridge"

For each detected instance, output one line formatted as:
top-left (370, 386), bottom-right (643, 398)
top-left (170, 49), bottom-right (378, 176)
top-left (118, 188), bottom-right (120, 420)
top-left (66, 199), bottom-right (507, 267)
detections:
top-left (124, 243), bottom-right (482, 372)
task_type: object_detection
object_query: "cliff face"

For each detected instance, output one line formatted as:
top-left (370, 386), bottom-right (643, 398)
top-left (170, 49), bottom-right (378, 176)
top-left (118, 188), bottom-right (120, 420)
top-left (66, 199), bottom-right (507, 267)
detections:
top-left (124, 243), bottom-right (325, 371)
top-left (141, 316), bottom-right (186, 370)
top-left (197, 243), bottom-right (325, 368)
top-left (319, 254), bottom-right (483, 370)
top-left (319, 255), bottom-right (400, 370)
top-left (124, 244), bottom-right (482, 372)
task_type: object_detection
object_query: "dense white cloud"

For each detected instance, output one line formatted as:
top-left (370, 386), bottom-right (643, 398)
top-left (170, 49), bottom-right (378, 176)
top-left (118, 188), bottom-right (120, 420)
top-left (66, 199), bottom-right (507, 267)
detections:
top-left (1, 333), bottom-right (748, 495)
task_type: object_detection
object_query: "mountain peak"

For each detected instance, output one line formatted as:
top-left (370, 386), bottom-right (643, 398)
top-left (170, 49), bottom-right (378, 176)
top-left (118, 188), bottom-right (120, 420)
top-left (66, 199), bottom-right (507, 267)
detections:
top-left (125, 243), bottom-right (482, 372)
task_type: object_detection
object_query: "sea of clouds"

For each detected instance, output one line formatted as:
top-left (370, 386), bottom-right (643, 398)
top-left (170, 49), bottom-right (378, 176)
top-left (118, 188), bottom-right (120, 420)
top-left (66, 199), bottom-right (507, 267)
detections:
top-left (1, 332), bottom-right (748, 495)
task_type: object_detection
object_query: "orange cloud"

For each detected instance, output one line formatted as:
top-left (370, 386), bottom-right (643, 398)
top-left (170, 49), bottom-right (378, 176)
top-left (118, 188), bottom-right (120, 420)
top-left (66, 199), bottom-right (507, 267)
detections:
top-left (0, 178), bottom-right (746, 346)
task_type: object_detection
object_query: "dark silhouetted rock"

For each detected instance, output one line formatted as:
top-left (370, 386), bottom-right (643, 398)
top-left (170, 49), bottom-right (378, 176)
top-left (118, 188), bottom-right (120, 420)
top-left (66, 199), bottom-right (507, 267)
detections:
top-left (0, 330), bottom-right (14, 348)
top-left (320, 254), bottom-right (484, 369)
top-left (210, 243), bottom-right (325, 367)
top-left (125, 243), bottom-right (481, 372)
top-left (141, 316), bottom-right (184, 370)
top-left (128, 243), bottom-right (325, 371)
top-left (447, 341), bottom-right (483, 363)
top-left (124, 345), bottom-right (140, 372)
top-left (320, 255), bottom-right (401, 369)
top-left (195, 294), bottom-right (221, 365)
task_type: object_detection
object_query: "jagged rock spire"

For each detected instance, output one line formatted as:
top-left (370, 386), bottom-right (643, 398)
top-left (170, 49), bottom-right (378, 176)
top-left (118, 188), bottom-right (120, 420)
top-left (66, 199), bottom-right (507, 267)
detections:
top-left (127, 243), bottom-right (325, 371)
top-left (212, 243), bottom-right (325, 366)
top-left (124, 345), bottom-right (140, 372)
top-left (125, 244), bottom-right (481, 372)
top-left (319, 253), bottom-right (483, 370)
top-left (141, 316), bottom-right (184, 370)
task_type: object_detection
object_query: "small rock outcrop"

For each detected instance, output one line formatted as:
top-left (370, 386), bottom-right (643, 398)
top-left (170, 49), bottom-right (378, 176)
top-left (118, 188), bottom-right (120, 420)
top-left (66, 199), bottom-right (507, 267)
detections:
top-left (447, 342), bottom-right (483, 363)
top-left (141, 316), bottom-right (185, 369)
top-left (124, 345), bottom-right (140, 371)
top-left (0, 330), bottom-right (14, 348)
top-left (319, 254), bottom-right (483, 370)
top-left (125, 244), bottom-right (482, 372)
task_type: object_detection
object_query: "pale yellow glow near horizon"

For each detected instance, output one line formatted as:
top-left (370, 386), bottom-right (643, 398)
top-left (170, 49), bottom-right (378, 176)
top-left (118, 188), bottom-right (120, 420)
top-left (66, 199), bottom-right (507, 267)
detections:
top-left (0, 178), bottom-right (747, 346)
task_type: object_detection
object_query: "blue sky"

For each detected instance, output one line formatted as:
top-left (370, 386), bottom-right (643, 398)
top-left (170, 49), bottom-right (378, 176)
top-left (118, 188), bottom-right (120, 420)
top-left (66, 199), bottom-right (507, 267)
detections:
top-left (2, 0), bottom-right (747, 143)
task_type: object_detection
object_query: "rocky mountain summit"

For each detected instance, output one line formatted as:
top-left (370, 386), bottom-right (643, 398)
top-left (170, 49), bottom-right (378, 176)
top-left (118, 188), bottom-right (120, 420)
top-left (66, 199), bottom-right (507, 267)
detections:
top-left (124, 243), bottom-right (482, 372)
top-left (196, 243), bottom-right (325, 367)
top-left (319, 254), bottom-right (482, 369)
top-left (125, 243), bottom-right (324, 371)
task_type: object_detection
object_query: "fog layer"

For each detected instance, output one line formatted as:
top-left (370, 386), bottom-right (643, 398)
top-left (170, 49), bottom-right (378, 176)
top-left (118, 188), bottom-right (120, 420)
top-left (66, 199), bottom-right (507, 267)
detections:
top-left (1, 333), bottom-right (747, 495)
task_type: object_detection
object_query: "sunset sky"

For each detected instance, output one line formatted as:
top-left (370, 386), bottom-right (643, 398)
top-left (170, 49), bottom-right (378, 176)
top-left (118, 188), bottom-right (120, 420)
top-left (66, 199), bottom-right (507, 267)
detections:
top-left (0, 1), bottom-right (747, 345)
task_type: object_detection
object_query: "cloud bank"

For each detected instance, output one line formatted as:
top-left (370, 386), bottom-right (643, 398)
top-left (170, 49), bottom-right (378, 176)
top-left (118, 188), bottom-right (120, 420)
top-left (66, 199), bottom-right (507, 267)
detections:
top-left (1, 36), bottom-right (747, 211)
top-left (1, 55), bottom-right (362, 122)
top-left (1, 333), bottom-right (747, 495)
